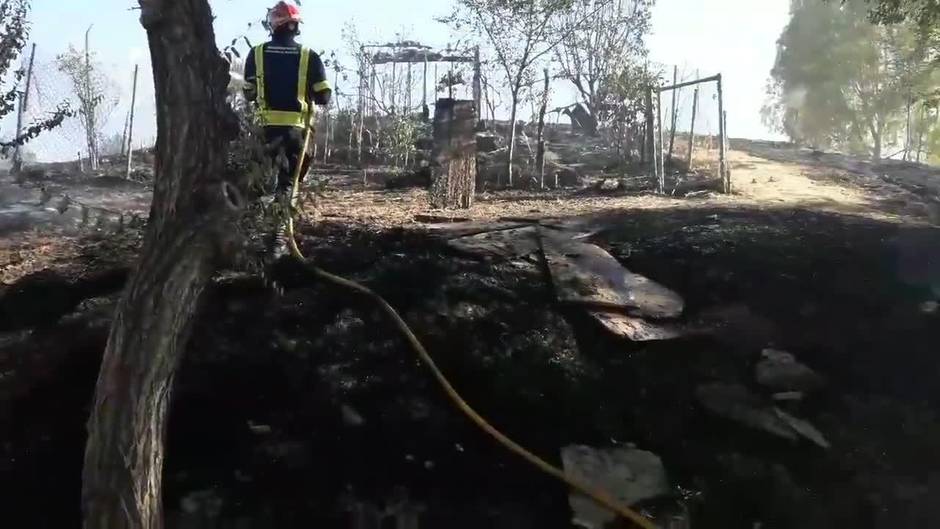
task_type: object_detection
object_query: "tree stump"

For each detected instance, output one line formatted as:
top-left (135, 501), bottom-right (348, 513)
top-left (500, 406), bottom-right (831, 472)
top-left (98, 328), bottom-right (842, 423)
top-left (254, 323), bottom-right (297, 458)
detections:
top-left (428, 99), bottom-right (477, 209)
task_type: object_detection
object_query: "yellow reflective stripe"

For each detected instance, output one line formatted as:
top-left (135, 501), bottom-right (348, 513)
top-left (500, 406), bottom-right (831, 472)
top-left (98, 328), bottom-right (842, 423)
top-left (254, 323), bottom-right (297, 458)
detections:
top-left (260, 110), bottom-right (307, 128)
top-left (297, 47), bottom-right (310, 117)
top-left (254, 45), bottom-right (266, 110)
top-left (313, 80), bottom-right (331, 93)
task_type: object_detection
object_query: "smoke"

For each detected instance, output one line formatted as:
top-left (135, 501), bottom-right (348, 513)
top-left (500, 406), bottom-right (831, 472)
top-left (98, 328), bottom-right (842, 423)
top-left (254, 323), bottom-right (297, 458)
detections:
top-left (784, 85), bottom-right (808, 110)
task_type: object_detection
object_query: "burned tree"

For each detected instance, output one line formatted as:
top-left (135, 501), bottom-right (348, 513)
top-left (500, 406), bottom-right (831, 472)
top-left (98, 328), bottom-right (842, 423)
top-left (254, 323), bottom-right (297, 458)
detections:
top-left (81, 0), bottom-right (238, 527)
top-left (429, 99), bottom-right (477, 208)
top-left (554, 0), bottom-right (653, 126)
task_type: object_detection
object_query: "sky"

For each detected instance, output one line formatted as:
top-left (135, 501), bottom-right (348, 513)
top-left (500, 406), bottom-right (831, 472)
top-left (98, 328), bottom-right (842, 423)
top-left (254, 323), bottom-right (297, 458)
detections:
top-left (3, 0), bottom-right (790, 161)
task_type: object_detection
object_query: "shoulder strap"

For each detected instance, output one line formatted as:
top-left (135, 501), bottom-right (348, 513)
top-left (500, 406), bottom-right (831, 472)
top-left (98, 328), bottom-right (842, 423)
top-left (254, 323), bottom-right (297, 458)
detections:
top-left (296, 47), bottom-right (310, 116)
top-left (254, 45), bottom-right (267, 110)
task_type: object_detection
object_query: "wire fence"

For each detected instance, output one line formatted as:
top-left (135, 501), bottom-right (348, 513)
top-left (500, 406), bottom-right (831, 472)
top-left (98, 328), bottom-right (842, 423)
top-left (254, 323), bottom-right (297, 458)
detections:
top-left (657, 65), bottom-right (727, 193)
top-left (14, 56), bottom-right (90, 164)
top-left (8, 46), bottom-right (154, 165)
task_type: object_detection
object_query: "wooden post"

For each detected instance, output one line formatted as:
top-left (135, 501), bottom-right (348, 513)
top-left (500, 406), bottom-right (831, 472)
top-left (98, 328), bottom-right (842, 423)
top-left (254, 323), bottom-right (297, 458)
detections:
top-left (407, 62), bottom-right (413, 112)
top-left (369, 64), bottom-right (376, 116)
top-left (448, 63), bottom-right (455, 99)
top-left (429, 99), bottom-right (477, 209)
top-left (357, 104), bottom-right (365, 163)
top-left (645, 87), bottom-right (655, 184)
top-left (687, 83), bottom-right (699, 170)
top-left (358, 47), bottom-right (365, 115)
top-left (12, 43), bottom-right (36, 174)
top-left (723, 110), bottom-right (731, 189)
top-left (422, 51), bottom-right (428, 109)
top-left (391, 61), bottom-right (397, 114)
top-left (472, 46), bottom-right (482, 121)
top-left (656, 88), bottom-right (664, 194)
top-left (717, 74), bottom-right (729, 193)
top-left (323, 112), bottom-right (331, 163)
top-left (536, 68), bottom-right (550, 190)
top-left (120, 112), bottom-right (129, 158)
top-left (125, 64), bottom-right (139, 179)
top-left (85, 25), bottom-right (99, 171)
top-left (667, 65), bottom-right (678, 160)
top-left (347, 110), bottom-right (355, 163)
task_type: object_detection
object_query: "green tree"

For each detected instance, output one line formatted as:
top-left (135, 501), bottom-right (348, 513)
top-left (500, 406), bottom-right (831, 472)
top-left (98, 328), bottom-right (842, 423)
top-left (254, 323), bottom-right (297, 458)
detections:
top-left (764, 0), bottom-right (936, 160)
top-left (865, 0), bottom-right (940, 27)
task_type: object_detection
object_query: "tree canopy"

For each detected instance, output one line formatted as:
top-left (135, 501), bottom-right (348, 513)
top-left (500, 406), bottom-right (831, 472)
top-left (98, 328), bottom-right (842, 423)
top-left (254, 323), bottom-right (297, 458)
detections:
top-left (764, 0), bottom-right (939, 161)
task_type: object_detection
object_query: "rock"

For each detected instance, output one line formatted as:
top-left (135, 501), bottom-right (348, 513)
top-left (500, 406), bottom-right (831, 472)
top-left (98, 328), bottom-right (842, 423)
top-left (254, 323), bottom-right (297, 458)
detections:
top-left (541, 231), bottom-right (685, 320)
top-left (774, 408), bottom-right (830, 449)
top-left (694, 305), bottom-right (779, 352)
top-left (476, 133), bottom-right (502, 153)
top-left (260, 440), bottom-right (311, 468)
top-left (247, 420), bottom-right (272, 435)
top-left (341, 404), bottom-right (365, 426)
top-left (632, 496), bottom-right (692, 529)
top-left (697, 383), bottom-right (829, 448)
top-left (597, 178), bottom-right (620, 192)
top-left (772, 391), bottom-right (804, 402)
top-left (755, 349), bottom-right (825, 392)
top-left (561, 445), bottom-right (670, 529)
top-left (179, 489), bottom-right (223, 517)
top-left (451, 301), bottom-right (491, 321)
top-left (696, 383), bottom-right (799, 442)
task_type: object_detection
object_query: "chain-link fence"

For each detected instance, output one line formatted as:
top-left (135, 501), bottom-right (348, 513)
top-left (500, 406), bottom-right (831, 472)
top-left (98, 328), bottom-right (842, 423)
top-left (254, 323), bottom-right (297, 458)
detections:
top-left (9, 46), bottom-right (152, 166)
top-left (656, 65), bottom-right (729, 194)
top-left (11, 56), bottom-right (88, 164)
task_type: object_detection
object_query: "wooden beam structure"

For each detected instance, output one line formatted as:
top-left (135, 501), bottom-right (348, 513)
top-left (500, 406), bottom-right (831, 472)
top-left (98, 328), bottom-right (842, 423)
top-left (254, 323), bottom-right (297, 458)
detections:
top-left (656, 74), bottom-right (720, 93)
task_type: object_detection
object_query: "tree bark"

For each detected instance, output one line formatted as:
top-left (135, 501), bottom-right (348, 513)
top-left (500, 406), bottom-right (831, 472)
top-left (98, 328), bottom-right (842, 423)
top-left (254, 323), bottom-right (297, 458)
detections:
top-left (536, 69), bottom-right (550, 190)
top-left (81, 1), bottom-right (237, 528)
top-left (507, 93), bottom-right (519, 187)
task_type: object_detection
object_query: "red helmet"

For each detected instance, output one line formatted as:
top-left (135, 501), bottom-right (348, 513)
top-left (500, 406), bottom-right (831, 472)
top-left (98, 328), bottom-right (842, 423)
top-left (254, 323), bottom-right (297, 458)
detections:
top-left (267, 1), bottom-right (302, 31)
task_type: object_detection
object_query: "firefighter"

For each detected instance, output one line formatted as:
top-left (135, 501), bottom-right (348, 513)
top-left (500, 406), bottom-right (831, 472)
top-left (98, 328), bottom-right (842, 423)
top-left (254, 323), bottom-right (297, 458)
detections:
top-left (244, 1), bottom-right (331, 259)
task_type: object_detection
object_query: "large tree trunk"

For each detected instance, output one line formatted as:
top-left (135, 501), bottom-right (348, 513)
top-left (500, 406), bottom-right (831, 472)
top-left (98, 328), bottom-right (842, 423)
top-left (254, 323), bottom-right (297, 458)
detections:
top-left (81, 1), bottom-right (237, 528)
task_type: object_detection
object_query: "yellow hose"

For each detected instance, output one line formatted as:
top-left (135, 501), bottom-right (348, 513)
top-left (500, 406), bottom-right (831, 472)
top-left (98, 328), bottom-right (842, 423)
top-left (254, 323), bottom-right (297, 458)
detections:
top-left (281, 125), bottom-right (657, 529)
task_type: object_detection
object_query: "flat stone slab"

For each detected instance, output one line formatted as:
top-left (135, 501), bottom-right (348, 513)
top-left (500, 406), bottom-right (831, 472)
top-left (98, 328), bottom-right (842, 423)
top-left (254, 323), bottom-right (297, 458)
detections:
top-left (446, 226), bottom-right (540, 259)
top-left (561, 445), bottom-right (670, 529)
top-left (540, 230), bottom-right (684, 320)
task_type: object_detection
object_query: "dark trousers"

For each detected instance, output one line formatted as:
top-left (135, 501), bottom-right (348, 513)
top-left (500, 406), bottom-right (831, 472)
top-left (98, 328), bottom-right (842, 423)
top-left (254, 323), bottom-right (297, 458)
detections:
top-left (263, 126), bottom-right (314, 192)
